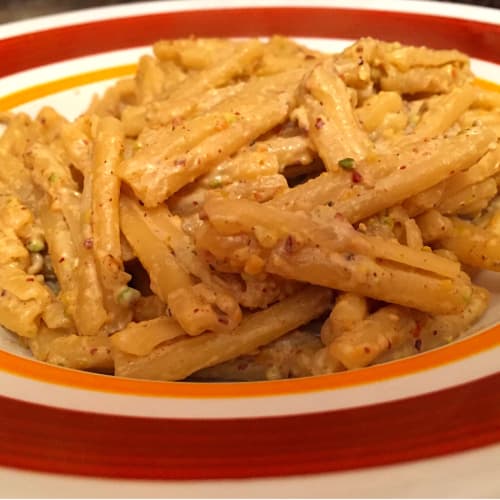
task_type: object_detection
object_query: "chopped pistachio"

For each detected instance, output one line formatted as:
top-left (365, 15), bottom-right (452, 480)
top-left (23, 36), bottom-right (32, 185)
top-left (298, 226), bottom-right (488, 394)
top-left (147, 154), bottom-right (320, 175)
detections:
top-left (223, 112), bottom-right (238, 124)
top-left (381, 216), bottom-right (394, 228)
top-left (26, 238), bottom-right (45, 253)
top-left (338, 157), bottom-right (355, 170)
top-left (208, 176), bottom-right (224, 189)
top-left (116, 286), bottom-right (141, 307)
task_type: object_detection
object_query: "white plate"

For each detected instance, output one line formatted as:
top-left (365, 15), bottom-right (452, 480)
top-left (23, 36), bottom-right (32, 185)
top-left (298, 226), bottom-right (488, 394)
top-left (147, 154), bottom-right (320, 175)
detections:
top-left (0, 1), bottom-right (499, 496)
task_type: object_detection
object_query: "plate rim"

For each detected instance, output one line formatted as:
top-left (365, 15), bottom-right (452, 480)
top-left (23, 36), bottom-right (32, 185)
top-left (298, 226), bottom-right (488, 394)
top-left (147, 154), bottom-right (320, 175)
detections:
top-left (1, 0), bottom-right (500, 40)
top-left (0, 0), bottom-right (499, 488)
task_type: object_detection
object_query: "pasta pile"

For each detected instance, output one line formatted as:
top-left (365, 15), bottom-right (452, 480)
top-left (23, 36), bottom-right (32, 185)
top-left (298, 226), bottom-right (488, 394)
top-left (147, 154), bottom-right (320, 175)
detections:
top-left (0, 36), bottom-right (498, 381)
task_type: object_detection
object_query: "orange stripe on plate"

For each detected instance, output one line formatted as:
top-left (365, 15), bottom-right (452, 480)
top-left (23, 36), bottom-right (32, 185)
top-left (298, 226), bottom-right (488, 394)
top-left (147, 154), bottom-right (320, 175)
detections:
top-left (475, 78), bottom-right (500, 92)
top-left (0, 64), bottom-right (136, 111)
top-left (0, 70), bottom-right (497, 114)
top-left (0, 324), bottom-right (498, 398)
top-left (0, 66), bottom-right (498, 398)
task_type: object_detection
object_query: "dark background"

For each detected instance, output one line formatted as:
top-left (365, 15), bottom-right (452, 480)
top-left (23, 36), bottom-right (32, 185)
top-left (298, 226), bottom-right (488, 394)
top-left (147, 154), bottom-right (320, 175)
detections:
top-left (0, 0), bottom-right (498, 25)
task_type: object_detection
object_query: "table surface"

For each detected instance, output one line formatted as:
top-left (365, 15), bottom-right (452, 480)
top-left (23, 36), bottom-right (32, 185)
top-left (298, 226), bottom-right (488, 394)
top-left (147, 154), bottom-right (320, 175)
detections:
top-left (0, 0), bottom-right (498, 25)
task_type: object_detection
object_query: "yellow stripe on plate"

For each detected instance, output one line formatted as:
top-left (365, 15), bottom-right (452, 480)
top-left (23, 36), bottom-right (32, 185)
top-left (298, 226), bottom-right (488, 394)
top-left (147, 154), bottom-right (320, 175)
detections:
top-left (0, 64), bottom-right (137, 111)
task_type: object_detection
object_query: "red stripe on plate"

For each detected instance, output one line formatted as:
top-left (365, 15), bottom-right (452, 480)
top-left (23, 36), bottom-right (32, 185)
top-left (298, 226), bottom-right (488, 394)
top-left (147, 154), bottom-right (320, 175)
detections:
top-left (0, 7), bottom-right (499, 78)
top-left (0, 373), bottom-right (498, 479)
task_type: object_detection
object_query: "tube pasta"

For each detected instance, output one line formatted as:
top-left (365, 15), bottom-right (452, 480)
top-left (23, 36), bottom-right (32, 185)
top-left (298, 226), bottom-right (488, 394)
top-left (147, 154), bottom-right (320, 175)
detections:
top-left (203, 197), bottom-right (461, 279)
top-left (438, 217), bottom-right (500, 272)
top-left (156, 39), bottom-right (264, 103)
top-left (91, 117), bottom-right (131, 331)
top-left (329, 305), bottom-right (417, 369)
top-left (381, 65), bottom-right (471, 94)
top-left (321, 293), bottom-right (369, 345)
top-left (72, 156), bottom-right (108, 336)
top-left (266, 245), bottom-right (470, 315)
top-left (438, 178), bottom-right (498, 216)
top-left (300, 59), bottom-right (374, 169)
top-left (114, 287), bottom-right (332, 381)
top-left (119, 194), bottom-right (193, 302)
top-left (192, 329), bottom-right (326, 381)
top-left (39, 203), bottom-right (80, 319)
top-left (121, 81), bottom-right (246, 137)
top-left (45, 333), bottom-right (113, 372)
top-left (167, 283), bottom-right (242, 335)
top-left (110, 316), bottom-right (186, 356)
top-left (0, 266), bottom-right (51, 338)
top-left (0, 36), bottom-right (498, 382)
top-left (329, 283), bottom-right (488, 369)
top-left (270, 131), bottom-right (460, 212)
top-left (356, 91), bottom-right (404, 133)
top-left (416, 209), bottom-right (454, 243)
top-left (409, 84), bottom-right (476, 140)
top-left (331, 127), bottom-right (496, 223)
top-left (119, 71), bottom-right (301, 205)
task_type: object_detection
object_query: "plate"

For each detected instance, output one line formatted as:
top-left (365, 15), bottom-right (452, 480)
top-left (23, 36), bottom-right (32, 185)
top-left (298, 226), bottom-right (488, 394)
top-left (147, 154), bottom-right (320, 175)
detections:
top-left (0, 0), bottom-right (499, 496)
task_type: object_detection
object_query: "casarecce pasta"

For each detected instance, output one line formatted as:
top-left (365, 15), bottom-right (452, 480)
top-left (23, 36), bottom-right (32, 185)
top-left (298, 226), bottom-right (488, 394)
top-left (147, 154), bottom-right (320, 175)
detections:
top-left (0, 36), bottom-right (498, 381)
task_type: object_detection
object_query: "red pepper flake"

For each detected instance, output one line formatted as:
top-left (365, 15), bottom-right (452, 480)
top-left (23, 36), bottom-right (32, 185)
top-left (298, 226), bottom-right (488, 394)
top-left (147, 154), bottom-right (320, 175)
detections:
top-left (26, 277), bottom-right (35, 282)
top-left (58, 257), bottom-right (65, 263)
top-left (193, 308), bottom-right (199, 313)
top-left (351, 170), bottom-right (363, 183)
top-left (83, 238), bottom-right (93, 249)
top-left (0, 289), bottom-right (5, 297)
top-left (237, 361), bottom-right (249, 371)
top-left (414, 339), bottom-right (422, 351)
top-left (399, 165), bottom-right (407, 170)
top-left (90, 348), bottom-right (98, 355)
top-left (284, 235), bottom-right (297, 254)
top-left (364, 346), bottom-right (371, 354)
top-left (315, 117), bottom-right (325, 129)
top-left (218, 316), bottom-right (229, 325)
top-left (411, 321), bottom-right (422, 338)
top-left (174, 158), bottom-right (186, 167)
top-left (171, 117), bottom-right (182, 128)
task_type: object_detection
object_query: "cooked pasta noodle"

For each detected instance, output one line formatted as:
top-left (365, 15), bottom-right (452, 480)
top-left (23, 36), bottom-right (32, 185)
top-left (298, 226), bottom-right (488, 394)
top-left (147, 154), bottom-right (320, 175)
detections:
top-left (0, 36), bottom-right (498, 380)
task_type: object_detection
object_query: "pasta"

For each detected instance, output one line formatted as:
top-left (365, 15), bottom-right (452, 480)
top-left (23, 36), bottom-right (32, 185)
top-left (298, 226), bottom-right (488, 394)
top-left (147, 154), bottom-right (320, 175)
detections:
top-left (0, 36), bottom-right (498, 381)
